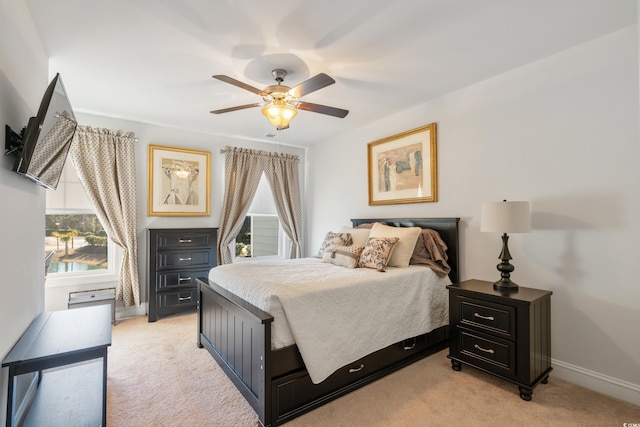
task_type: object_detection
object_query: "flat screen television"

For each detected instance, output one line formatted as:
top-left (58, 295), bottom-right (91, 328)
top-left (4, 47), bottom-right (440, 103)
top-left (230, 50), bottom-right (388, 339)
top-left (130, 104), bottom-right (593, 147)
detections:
top-left (8, 73), bottom-right (77, 190)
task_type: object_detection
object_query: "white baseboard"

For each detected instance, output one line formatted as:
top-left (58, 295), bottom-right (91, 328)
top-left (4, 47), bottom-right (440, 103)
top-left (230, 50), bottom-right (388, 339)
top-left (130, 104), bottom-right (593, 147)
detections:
top-left (551, 358), bottom-right (640, 406)
top-left (115, 302), bottom-right (147, 322)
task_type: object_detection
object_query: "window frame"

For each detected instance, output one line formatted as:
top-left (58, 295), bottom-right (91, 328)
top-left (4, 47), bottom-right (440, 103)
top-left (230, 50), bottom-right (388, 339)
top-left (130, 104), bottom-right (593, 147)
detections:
top-left (45, 161), bottom-right (121, 288)
top-left (232, 213), bottom-right (288, 263)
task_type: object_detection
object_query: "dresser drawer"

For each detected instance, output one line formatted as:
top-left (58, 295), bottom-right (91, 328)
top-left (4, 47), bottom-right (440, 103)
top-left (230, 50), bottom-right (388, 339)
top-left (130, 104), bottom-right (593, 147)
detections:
top-left (156, 269), bottom-right (211, 290)
top-left (155, 231), bottom-right (215, 249)
top-left (157, 289), bottom-right (198, 310)
top-left (458, 329), bottom-right (515, 377)
top-left (458, 296), bottom-right (516, 339)
top-left (158, 250), bottom-right (213, 270)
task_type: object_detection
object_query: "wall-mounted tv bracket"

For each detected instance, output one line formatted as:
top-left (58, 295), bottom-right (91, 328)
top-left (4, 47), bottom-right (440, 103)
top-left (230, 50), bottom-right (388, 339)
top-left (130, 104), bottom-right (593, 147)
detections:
top-left (5, 125), bottom-right (24, 156)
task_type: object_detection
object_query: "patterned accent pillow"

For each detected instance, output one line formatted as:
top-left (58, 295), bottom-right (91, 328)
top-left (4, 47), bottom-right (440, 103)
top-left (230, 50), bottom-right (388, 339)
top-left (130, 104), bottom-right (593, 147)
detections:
top-left (322, 245), bottom-right (364, 268)
top-left (315, 232), bottom-right (353, 258)
top-left (358, 237), bottom-right (399, 272)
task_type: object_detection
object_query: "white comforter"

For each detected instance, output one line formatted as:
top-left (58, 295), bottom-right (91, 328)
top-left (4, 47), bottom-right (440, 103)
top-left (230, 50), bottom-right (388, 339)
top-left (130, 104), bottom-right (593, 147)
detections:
top-left (208, 258), bottom-right (450, 384)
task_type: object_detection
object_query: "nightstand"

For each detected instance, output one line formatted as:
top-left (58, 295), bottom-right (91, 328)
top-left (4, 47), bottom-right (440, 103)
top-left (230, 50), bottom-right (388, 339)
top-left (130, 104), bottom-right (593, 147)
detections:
top-left (447, 279), bottom-right (552, 401)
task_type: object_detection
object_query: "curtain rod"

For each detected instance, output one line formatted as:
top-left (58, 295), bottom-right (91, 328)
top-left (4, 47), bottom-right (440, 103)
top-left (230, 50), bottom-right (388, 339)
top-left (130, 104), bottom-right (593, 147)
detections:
top-left (219, 147), bottom-right (299, 161)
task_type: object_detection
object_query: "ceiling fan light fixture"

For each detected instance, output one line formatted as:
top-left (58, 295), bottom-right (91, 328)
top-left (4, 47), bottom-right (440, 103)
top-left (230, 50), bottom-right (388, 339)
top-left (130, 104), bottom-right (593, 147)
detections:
top-left (262, 100), bottom-right (298, 129)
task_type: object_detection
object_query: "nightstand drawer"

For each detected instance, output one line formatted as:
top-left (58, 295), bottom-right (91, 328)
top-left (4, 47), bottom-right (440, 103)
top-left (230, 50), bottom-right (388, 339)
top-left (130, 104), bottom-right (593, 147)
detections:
top-left (459, 329), bottom-right (515, 376)
top-left (459, 297), bottom-right (515, 339)
top-left (158, 250), bottom-right (213, 269)
top-left (156, 232), bottom-right (214, 249)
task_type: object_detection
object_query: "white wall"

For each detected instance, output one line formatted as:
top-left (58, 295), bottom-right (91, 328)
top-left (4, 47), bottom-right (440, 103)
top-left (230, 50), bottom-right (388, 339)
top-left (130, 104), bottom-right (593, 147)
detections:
top-left (43, 113), bottom-right (306, 316)
top-left (307, 27), bottom-right (640, 404)
top-left (0, 1), bottom-right (49, 424)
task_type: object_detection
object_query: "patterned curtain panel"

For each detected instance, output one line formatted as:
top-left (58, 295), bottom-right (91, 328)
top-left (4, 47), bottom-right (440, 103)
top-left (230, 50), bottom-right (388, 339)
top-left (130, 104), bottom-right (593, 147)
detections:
top-left (262, 153), bottom-right (303, 258)
top-left (70, 127), bottom-right (140, 307)
top-left (218, 146), bottom-right (265, 264)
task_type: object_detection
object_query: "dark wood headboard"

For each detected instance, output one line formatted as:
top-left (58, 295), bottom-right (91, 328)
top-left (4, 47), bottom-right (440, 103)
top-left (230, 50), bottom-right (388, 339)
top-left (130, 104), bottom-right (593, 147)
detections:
top-left (350, 217), bottom-right (460, 284)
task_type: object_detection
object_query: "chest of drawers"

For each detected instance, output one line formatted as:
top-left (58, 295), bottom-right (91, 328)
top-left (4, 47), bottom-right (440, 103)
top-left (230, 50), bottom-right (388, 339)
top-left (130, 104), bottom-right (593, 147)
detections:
top-left (447, 279), bottom-right (552, 400)
top-left (147, 228), bottom-right (217, 322)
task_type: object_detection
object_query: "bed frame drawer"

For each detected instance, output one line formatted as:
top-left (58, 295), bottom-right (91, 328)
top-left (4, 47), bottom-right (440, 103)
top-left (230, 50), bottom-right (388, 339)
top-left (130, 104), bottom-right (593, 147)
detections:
top-left (270, 328), bottom-right (450, 425)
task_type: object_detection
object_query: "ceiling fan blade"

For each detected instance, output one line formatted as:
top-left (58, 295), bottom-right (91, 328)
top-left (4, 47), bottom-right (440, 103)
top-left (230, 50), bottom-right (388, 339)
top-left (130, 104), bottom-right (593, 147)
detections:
top-left (212, 75), bottom-right (267, 96)
top-left (209, 103), bottom-right (262, 114)
top-left (288, 73), bottom-right (335, 98)
top-left (297, 101), bottom-right (349, 118)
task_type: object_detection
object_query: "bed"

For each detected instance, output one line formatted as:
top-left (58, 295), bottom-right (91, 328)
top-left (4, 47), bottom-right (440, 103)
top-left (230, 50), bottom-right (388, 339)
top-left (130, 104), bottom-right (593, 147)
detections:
top-left (197, 218), bottom-right (460, 426)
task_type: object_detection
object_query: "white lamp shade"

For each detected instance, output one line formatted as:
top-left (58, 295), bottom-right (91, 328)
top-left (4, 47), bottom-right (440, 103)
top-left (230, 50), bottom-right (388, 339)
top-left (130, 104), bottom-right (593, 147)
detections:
top-left (481, 201), bottom-right (531, 233)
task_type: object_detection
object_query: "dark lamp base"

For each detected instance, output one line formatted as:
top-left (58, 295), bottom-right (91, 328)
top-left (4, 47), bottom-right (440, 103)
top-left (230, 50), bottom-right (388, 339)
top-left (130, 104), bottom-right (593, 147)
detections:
top-left (493, 279), bottom-right (519, 292)
top-left (493, 232), bottom-right (520, 293)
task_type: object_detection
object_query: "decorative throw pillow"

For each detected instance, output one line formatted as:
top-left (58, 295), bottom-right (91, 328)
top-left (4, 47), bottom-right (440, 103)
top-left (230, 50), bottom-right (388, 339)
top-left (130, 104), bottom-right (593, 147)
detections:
top-left (369, 223), bottom-right (421, 268)
top-left (358, 237), bottom-right (399, 272)
top-left (315, 232), bottom-right (352, 258)
top-left (322, 245), bottom-right (364, 269)
top-left (339, 226), bottom-right (372, 247)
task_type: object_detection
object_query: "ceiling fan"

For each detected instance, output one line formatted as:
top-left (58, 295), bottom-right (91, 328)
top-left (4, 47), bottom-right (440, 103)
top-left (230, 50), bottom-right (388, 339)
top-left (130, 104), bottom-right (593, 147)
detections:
top-left (210, 69), bottom-right (349, 130)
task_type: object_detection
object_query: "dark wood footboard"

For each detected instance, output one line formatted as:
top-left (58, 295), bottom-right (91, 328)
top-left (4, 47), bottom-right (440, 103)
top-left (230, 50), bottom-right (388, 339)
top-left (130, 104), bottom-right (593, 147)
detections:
top-left (197, 277), bottom-right (274, 424)
top-left (197, 277), bottom-right (449, 426)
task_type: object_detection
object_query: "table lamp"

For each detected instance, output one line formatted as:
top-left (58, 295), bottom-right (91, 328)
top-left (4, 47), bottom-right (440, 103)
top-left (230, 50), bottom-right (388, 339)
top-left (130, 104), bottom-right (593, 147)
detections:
top-left (481, 200), bottom-right (531, 291)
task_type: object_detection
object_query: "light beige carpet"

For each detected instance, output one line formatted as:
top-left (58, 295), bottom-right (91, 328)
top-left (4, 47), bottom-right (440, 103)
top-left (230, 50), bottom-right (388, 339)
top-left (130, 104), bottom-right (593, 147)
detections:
top-left (107, 314), bottom-right (640, 426)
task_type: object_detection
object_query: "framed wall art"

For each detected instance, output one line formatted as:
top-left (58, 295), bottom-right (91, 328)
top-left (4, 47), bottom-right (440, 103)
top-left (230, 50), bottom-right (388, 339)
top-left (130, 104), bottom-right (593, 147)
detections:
top-left (148, 145), bottom-right (211, 216)
top-left (367, 123), bottom-right (437, 205)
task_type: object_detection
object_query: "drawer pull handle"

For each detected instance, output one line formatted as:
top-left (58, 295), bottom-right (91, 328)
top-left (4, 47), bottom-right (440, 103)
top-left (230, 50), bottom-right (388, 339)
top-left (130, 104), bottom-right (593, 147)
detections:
top-left (474, 313), bottom-right (495, 321)
top-left (474, 344), bottom-right (495, 354)
top-left (179, 257), bottom-right (192, 262)
top-left (179, 296), bottom-right (192, 302)
top-left (403, 339), bottom-right (416, 351)
top-left (179, 239), bottom-right (192, 243)
top-left (178, 277), bottom-right (192, 283)
top-left (348, 364), bottom-right (364, 373)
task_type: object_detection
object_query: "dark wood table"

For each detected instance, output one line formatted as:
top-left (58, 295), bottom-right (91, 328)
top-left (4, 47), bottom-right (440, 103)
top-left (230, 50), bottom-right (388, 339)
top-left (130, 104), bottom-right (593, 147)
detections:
top-left (2, 304), bottom-right (112, 426)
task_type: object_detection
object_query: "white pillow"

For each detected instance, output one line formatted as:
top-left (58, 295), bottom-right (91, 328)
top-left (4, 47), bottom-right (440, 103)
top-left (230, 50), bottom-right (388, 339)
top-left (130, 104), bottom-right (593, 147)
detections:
top-left (369, 223), bottom-right (421, 268)
top-left (340, 226), bottom-right (371, 247)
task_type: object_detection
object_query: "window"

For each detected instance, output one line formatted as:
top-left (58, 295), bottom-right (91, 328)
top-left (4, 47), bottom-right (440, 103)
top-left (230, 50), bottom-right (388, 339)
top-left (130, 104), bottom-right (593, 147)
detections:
top-left (236, 215), bottom-right (280, 258)
top-left (46, 213), bottom-right (108, 273)
top-left (234, 174), bottom-right (287, 261)
top-left (45, 162), bottom-right (120, 286)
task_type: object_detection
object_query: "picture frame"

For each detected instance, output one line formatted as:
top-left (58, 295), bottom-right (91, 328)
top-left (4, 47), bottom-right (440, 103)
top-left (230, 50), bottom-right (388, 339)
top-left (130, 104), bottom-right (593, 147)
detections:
top-left (148, 145), bottom-right (211, 216)
top-left (367, 123), bottom-right (437, 205)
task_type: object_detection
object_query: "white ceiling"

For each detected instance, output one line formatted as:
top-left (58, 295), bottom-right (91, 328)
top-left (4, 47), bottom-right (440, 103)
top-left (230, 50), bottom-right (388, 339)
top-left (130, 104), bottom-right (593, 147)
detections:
top-left (26, 0), bottom-right (636, 147)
